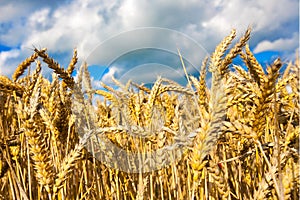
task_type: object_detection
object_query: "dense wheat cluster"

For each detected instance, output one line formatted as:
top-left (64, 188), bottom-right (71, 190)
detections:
top-left (0, 28), bottom-right (299, 200)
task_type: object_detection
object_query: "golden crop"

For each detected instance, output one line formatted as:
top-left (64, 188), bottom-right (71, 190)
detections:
top-left (0, 28), bottom-right (299, 199)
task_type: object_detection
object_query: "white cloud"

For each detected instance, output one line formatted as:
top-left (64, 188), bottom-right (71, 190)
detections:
top-left (0, 1), bottom-right (65, 47)
top-left (23, 2), bottom-right (103, 53)
top-left (202, 0), bottom-right (298, 33)
top-left (101, 66), bottom-right (121, 84)
top-left (117, 63), bottom-right (186, 85)
top-left (0, 49), bottom-right (20, 75)
top-left (27, 8), bottom-right (51, 29)
top-left (253, 32), bottom-right (299, 53)
top-left (0, 4), bottom-right (24, 22)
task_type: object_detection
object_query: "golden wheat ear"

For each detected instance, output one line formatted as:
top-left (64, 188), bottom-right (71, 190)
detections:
top-left (22, 88), bottom-right (54, 194)
top-left (221, 27), bottom-right (251, 75)
top-left (190, 57), bottom-right (209, 109)
top-left (66, 48), bottom-right (78, 76)
top-left (209, 29), bottom-right (236, 73)
top-left (252, 58), bottom-right (282, 137)
top-left (52, 143), bottom-right (83, 197)
top-left (190, 29), bottom-right (234, 186)
top-left (34, 48), bottom-right (75, 88)
top-left (240, 44), bottom-right (266, 86)
top-left (13, 52), bottom-right (38, 82)
top-left (0, 75), bottom-right (24, 96)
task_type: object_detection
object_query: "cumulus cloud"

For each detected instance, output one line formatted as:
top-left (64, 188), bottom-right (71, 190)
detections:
top-left (0, 49), bottom-right (20, 75)
top-left (202, 0), bottom-right (298, 33)
top-left (117, 63), bottom-right (186, 85)
top-left (0, 4), bottom-right (25, 22)
top-left (253, 32), bottom-right (299, 53)
top-left (101, 66), bottom-right (122, 84)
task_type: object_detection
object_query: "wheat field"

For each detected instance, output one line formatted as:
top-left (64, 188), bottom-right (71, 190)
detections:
top-left (0, 28), bottom-right (299, 200)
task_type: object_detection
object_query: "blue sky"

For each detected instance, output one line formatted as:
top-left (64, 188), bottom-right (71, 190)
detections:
top-left (0, 0), bottom-right (298, 87)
